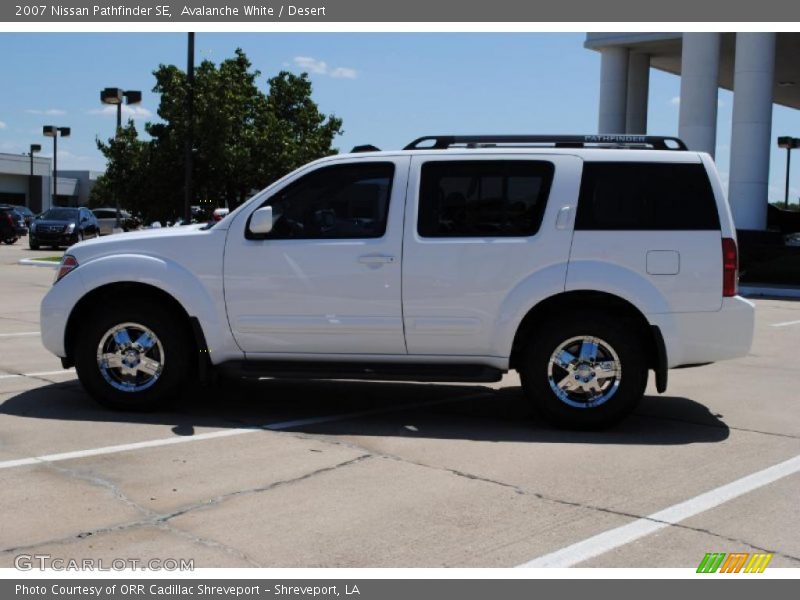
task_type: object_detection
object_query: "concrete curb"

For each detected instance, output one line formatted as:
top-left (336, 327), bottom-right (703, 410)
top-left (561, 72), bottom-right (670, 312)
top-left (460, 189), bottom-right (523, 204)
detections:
top-left (18, 258), bottom-right (59, 269)
top-left (740, 285), bottom-right (800, 299)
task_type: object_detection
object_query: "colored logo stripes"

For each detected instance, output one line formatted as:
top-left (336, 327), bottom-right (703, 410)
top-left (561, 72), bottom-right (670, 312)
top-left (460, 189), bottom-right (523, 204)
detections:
top-left (697, 552), bottom-right (773, 573)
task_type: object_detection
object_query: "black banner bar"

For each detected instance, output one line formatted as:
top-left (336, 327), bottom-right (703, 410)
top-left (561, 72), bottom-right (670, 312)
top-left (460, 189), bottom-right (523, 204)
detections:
top-left (4, 579), bottom-right (799, 600)
top-left (3, 0), bottom-right (800, 22)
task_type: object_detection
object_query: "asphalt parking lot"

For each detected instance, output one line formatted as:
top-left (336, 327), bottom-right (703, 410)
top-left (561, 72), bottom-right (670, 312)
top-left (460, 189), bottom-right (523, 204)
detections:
top-left (0, 242), bottom-right (798, 569)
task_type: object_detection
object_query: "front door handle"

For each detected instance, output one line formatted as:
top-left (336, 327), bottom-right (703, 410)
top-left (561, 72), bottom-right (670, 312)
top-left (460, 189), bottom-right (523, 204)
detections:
top-left (358, 255), bottom-right (396, 265)
top-left (555, 206), bottom-right (572, 230)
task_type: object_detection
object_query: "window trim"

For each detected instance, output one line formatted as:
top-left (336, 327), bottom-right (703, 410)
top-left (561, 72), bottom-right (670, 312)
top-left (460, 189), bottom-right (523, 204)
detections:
top-left (416, 159), bottom-right (555, 239)
top-left (245, 161), bottom-right (396, 241)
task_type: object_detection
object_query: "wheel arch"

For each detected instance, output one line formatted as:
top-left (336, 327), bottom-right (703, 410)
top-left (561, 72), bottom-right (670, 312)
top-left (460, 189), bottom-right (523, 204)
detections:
top-left (508, 290), bottom-right (667, 392)
top-left (63, 282), bottom-right (209, 376)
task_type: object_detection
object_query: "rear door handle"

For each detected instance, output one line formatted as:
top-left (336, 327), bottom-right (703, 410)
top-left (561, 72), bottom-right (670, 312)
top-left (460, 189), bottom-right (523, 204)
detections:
top-left (358, 255), bottom-right (396, 265)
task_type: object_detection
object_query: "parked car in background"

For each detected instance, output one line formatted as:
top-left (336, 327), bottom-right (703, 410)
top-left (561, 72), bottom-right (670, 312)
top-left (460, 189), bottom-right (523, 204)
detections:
top-left (29, 207), bottom-right (99, 249)
top-left (92, 208), bottom-right (141, 235)
top-left (11, 205), bottom-right (35, 228)
top-left (212, 207), bottom-right (230, 222)
top-left (0, 205), bottom-right (28, 244)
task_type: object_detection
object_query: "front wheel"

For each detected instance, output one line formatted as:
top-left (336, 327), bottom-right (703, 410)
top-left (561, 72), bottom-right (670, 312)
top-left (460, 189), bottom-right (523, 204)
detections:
top-left (74, 302), bottom-right (192, 411)
top-left (519, 312), bottom-right (647, 430)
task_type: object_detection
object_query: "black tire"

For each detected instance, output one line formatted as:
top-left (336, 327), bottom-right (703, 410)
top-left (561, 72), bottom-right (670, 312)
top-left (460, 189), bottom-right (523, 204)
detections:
top-left (29, 240), bottom-right (39, 250)
top-left (73, 300), bottom-right (192, 411)
top-left (3, 236), bottom-right (17, 245)
top-left (519, 311), bottom-right (647, 430)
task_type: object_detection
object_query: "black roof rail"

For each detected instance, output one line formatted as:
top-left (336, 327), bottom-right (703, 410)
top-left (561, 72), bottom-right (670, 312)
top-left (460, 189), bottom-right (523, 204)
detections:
top-left (403, 135), bottom-right (688, 151)
top-left (351, 144), bottom-right (381, 153)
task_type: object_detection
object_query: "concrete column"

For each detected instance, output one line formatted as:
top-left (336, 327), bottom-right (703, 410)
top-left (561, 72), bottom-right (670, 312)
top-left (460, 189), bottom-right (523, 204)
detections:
top-left (625, 53), bottom-right (650, 134)
top-left (678, 33), bottom-right (721, 156)
top-left (598, 46), bottom-right (629, 134)
top-left (728, 33), bottom-right (776, 231)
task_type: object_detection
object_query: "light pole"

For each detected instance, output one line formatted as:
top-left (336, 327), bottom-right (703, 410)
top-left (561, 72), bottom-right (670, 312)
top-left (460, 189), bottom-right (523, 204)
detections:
top-left (777, 136), bottom-right (800, 209)
top-left (184, 32), bottom-right (195, 224)
top-left (42, 126), bottom-right (70, 208)
top-left (27, 144), bottom-right (41, 210)
top-left (100, 87), bottom-right (142, 228)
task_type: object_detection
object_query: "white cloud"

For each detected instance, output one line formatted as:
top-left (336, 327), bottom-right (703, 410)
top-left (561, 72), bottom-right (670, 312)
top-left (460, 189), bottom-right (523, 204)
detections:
top-left (292, 56), bottom-right (357, 79)
top-left (293, 56), bottom-right (328, 74)
top-left (87, 104), bottom-right (153, 119)
top-left (329, 67), bottom-right (358, 80)
top-left (25, 108), bottom-right (67, 116)
top-left (0, 121), bottom-right (6, 129)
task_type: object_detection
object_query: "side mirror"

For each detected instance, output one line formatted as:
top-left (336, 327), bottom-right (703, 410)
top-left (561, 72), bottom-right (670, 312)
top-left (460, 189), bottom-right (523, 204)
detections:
top-left (249, 206), bottom-right (274, 236)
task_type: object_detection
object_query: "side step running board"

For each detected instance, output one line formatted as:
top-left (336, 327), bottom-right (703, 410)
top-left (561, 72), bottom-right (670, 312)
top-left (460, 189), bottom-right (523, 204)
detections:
top-left (218, 360), bottom-right (504, 383)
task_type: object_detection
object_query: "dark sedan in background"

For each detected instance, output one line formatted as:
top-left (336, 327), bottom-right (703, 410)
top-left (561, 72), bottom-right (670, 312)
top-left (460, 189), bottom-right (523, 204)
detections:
top-left (0, 205), bottom-right (29, 244)
top-left (29, 207), bottom-right (99, 249)
top-left (11, 205), bottom-right (36, 228)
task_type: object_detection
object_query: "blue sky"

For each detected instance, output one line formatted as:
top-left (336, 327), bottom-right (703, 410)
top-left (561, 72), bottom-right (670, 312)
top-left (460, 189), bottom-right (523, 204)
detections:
top-left (0, 32), bottom-right (798, 203)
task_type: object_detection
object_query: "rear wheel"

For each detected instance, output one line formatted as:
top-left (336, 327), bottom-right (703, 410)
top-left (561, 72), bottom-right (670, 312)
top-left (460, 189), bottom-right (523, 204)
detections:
top-left (519, 312), bottom-right (647, 429)
top-left (74, 302), bottom-right (191, 411)
top-left (3, 236), bottom-right (17, 245)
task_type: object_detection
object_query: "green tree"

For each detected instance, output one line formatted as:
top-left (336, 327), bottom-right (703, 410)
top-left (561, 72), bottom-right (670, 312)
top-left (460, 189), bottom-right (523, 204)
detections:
top-left (89, 121), bottom-right (149, 215)
top-left (92, 48), bottom-right (343, 223)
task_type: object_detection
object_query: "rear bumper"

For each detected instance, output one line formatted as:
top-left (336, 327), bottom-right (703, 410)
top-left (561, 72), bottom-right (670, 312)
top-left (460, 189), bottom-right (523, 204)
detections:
top-left (648, 296), bottom-right (755, 368)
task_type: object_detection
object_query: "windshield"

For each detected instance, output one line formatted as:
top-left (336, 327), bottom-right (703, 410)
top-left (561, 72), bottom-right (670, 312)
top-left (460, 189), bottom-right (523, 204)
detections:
top-left (40, 208), bottom-right (79, 220)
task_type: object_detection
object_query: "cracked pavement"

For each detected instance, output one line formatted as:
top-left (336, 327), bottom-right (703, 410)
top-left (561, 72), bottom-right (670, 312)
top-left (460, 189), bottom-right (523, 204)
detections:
top-left (0, 243), bottom-right (798, 568)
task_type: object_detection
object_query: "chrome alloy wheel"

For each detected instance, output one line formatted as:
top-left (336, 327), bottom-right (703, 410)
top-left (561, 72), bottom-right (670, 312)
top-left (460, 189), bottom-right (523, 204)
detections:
top-left (547, 335), bottom-right (622, 409)
top-left (96, 322), bottom-right (165, 392)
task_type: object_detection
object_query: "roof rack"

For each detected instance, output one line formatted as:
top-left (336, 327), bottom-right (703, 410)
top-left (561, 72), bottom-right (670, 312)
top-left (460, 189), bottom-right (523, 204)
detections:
top-left (403, 135), bottom-right (688, 151)
top-left (351, 144), bottom-right (381, 153)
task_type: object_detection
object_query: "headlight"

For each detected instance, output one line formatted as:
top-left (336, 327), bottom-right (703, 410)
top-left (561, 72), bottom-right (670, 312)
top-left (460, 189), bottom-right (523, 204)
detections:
top-left (65, 223), bottom-right (76, 234)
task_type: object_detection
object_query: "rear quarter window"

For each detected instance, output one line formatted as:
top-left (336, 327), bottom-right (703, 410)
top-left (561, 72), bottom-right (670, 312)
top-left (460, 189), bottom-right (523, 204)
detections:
top-left (575, 162), bottom-right (720, 231)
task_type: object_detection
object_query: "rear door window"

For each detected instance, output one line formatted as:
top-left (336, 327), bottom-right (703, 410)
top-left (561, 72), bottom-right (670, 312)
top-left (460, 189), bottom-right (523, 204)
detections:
top-left (575, 162), bottom-right (720, 230)
top-left (417, 160), bottom-right (554, 237)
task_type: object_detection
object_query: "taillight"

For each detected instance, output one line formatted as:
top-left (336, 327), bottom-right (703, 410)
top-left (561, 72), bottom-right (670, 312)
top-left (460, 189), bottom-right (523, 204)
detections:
top-left (722, 237), bottom-right (738, 297)
top-left (55, 255), bottom-right (79, 284)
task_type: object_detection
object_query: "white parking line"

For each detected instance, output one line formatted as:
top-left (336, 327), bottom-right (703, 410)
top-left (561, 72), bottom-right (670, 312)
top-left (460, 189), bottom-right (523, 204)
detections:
top-left (771, 319), bottom-right (800, 328)
top-left (0, 392), bottom-right (487, 471)
top-left (0, 368), bottom-right (74, 380)
top-left (518, 453), bottom-right (800, 568)
top-left (0, 331), bottom-right (40, 338)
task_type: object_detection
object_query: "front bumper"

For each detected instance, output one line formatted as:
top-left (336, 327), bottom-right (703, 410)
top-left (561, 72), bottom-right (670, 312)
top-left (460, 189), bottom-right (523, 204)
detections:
top-left (40, 267), bottom-right (87, 358)
top-left (648, 296), bottom-right (756, 368)
top-left (31, 232), bottom-right (78, 246)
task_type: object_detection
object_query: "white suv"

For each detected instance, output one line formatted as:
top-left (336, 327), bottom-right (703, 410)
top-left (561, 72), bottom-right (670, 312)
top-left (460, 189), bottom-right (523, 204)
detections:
top-left (41, 135), bottom-right (755, 429)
